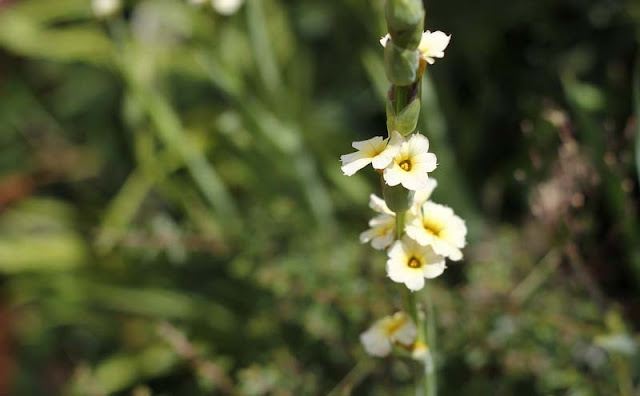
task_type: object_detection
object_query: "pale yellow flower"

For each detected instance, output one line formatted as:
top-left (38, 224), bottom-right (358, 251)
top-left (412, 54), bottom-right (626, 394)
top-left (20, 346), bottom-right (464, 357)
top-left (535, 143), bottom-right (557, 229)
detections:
top-left (379, 34), bottom-right (391, 47)
top-left (383, 133), bottom-right (437, 191)
top-left (418, 31), bottom-right (451, 64)
top-left (406, 201), bottom-right (467, 261)
top-left (412, 341), bottom-right (428, 360)
top-left (360, 312), bottom-right (417, 357)
top-left (379, 31), bottom-right (451, 65)
top-left (386, 236), bottom-right (446, 291)
top-left (360, 214), bottom-right (395, 250)
top-left (341, 132), bottom-right (403, 176)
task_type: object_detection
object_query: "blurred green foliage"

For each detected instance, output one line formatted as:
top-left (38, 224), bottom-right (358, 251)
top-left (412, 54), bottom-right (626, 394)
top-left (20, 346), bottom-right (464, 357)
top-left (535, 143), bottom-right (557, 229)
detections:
top-left (0, 0), bottom-right (639, 395)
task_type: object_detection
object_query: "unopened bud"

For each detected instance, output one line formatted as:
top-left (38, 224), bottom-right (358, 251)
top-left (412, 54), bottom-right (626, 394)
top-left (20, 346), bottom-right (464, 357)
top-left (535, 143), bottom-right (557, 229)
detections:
top-left (385, 0), bottom-right (424, 49)
top-left (381, 178), bottom-right (414, 213)
top-left (384, 40), bottom-right (419, 86)
top-left (386, 84), bottom-right (421, 135)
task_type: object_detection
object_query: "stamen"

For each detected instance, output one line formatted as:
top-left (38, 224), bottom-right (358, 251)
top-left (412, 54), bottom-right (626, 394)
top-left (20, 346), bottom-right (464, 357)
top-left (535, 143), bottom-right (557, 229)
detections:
top-left (399, 160), bottom-right (412, 171)
top-left (407, 256), bottom-right (421, 268)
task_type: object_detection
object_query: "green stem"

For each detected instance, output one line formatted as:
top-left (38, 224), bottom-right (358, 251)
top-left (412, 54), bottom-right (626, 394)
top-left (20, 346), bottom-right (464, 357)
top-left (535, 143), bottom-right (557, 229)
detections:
top-left (402, 287), bottom-right (418, 325)
top-left (424, 295), bottom-right (437, 396)
top-left (395, 210), bottom-right (405, 240)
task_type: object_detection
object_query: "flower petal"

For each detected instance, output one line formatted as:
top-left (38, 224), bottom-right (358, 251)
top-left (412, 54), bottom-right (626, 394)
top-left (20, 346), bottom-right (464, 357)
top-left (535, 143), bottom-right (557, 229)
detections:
top-left (379, 34), bottom-right (391, 47)
top-left (369, 194), bottom-right (394, 215)
top-left (371, 151), bottom-right (395, 169)
top-left (371, 232), bottom-right (395, 250)
top-left (400, 171), bottom-right (431, 191)
top-left (410, 179), bottom-right (438, 213)
top-left (360, 328), bottom-right (392, 357)
top-left (340, 154), bottom-right (372, 176)
top-left (391, 319), bottom-right (417, 345)
top-left (404, 274), bottom-right (425, 291)
top-left (382, 164), bottom-right (404, 186)
top-left (352, 136), bottom-right (386, 154)
top-left (419, 30), bottom-right (451, 61)
top-left (407, 134), bottom-right (430, 154)
top-left (423, 261), bottom-right (446, 279)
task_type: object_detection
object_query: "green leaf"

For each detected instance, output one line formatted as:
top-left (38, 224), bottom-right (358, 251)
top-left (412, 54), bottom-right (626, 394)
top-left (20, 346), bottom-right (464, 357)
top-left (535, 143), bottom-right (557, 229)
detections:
top-left (0, 7), bottom-right (113, 64)
top-left (0, 199), bottom-right (87, 273)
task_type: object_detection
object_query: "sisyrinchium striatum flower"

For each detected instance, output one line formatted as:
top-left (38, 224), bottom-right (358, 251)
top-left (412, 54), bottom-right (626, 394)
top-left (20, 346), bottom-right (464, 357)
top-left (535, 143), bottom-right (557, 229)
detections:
top-left (360, 312), bottom-right (417, 357)
top-left (417, 31), bottom-right (451, 64)
top-left (340, 131), bottom-right (403, 176)
top-left (383, 133), bottom-right (437, 191)
top-left (406, 201), bottom-right (467, 261)
top-left (360, 214), bottom-right (396, 250)
top-left (380, 30), bottom-right (451, 65)
top-left (386, 236), bottom-right (446, 291)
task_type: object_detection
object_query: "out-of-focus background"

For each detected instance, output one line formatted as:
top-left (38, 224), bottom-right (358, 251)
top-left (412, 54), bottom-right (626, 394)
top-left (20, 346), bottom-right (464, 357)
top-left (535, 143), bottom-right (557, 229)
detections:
top-left (0, 0), bottom-right (639, 394)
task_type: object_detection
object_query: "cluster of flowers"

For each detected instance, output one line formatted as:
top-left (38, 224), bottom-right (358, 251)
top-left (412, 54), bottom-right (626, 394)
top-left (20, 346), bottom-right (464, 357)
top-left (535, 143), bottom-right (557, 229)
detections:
top-left (341, 30), bottom-right (465, 357)
top-left (340, 133), bottom-right (467, 292)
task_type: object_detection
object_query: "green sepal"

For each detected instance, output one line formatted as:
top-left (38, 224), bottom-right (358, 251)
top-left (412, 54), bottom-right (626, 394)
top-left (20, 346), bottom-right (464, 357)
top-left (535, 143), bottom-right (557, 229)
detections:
top-left (382, 178), bottom-right (414, 213)
top-left (385, 0), bottom-right (424, 49)
top-left (384, 41), bottom-right (419, 86)
top-left (386, 84), bottom-right (421, 136)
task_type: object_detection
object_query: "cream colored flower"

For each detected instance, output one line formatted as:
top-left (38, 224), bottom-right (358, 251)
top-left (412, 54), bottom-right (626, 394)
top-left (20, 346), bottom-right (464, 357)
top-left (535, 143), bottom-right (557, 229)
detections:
top-left (340, 131), bottom-right (403, 176)
top-left (360, 214), bottom-right (395, 250)
top-left (386, 236), bottom-right (446, 291)
top-left (418, 31), bottom-right (451, 64)
top-left (412, 341), bottom-right (428, 360)
top-left (406, 201), bottom-right (467, 261)
top-left (379, 34), bottom-right (391, 47)
top-left (360, 312), bottom-right (417, 357)
top-left (360, 195), bottom-right (396, 250)
top-left (383, 133), bottom-right (437, 191)
top-left (379, 31), bottom-right (450, 65)
top-left (212, 0), bottom-right (243, 15)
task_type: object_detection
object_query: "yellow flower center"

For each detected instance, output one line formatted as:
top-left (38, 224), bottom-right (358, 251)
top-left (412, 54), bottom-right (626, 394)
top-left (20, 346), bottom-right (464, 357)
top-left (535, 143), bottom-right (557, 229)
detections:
top-left (376, 223), bottom-right (393, 236)
top-left (423, 219), bottom-right (443, 237)
top-left (384, 316), bottom-right (408, 336)
top-left (399, 159), bottom-right (412, 171)
top-left (407, 256), bottom-right (422, 268)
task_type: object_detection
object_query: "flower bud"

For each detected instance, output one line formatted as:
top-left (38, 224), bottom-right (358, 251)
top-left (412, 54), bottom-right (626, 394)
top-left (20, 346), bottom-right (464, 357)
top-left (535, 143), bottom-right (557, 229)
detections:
top-left (384, 41), bottom-right (419, 86)
top-left (385, 0), bottom-right (424, 49)
top-left (382, 178), bottom-right (414, 213)
top-left (386, 84), bottom-right (421, 136)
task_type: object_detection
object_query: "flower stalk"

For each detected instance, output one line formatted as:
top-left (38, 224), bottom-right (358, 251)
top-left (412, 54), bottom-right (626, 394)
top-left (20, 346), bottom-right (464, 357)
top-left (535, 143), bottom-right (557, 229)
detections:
top-left (385, 1), bottom-right (436, 392)
top-left (341, 0), bottom-right (464, 393)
